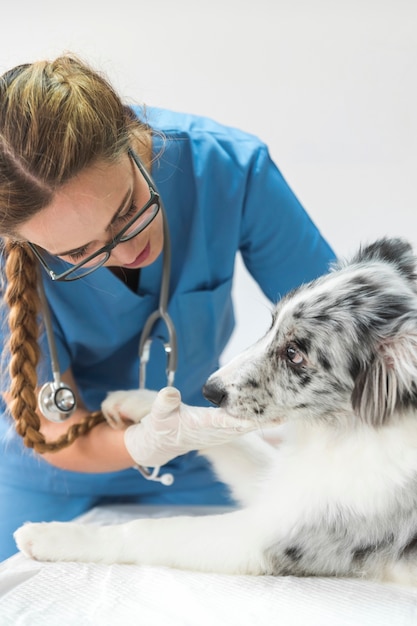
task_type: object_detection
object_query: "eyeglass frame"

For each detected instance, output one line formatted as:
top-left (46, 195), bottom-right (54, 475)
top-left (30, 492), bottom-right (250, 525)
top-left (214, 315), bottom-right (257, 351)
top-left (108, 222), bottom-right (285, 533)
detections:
top-left (27, 149), bottom-right (161, 282)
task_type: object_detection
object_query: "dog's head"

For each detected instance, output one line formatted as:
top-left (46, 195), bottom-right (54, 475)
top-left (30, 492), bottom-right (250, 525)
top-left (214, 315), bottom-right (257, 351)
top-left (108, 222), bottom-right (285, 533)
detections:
top-left (204, 238), bottom-right (417, 427)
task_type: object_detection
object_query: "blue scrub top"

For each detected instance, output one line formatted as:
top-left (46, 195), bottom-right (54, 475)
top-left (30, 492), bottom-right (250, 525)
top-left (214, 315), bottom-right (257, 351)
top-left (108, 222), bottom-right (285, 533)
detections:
top-left (0, 107), bottom-right (336, 500)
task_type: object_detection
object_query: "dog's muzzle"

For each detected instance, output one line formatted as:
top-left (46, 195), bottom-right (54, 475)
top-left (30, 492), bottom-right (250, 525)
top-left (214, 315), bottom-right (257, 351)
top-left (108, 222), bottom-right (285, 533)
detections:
top-left (202, 378), bottom-right (228, 407)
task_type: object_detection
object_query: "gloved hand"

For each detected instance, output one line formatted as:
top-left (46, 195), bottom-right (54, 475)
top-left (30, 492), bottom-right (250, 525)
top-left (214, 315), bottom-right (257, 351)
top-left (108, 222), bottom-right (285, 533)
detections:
top-left (124, 386), bottom-right (256, 467)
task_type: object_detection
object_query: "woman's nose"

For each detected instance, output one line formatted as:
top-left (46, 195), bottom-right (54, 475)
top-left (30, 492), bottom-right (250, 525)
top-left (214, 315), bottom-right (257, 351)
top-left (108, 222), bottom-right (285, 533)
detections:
top-left (109, 238), bottom-right (140, 265)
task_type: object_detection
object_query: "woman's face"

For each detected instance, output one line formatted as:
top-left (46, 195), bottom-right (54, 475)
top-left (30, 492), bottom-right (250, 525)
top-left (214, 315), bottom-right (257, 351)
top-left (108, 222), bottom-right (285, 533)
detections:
top-left (16, 153), bottom-right (164, 271)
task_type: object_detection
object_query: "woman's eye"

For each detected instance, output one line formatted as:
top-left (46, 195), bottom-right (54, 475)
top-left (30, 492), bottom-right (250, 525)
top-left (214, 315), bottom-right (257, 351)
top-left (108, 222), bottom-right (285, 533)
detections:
top-left (285, 345), bottom-right (305, 365)
top-left (68, 248), bottom-right (88, 262)
top-left (117, 200), bottom-right (138, 223)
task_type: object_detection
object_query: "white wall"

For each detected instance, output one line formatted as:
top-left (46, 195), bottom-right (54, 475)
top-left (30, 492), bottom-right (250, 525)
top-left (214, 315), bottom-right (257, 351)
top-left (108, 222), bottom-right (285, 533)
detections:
top-left (1, 0), bottom-right (416, 361)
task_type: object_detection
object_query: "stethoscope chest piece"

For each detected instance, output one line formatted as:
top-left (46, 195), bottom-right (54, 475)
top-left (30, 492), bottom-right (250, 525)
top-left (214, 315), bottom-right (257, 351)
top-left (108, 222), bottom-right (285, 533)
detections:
top-left (38, 381), bottom-right (77, 423)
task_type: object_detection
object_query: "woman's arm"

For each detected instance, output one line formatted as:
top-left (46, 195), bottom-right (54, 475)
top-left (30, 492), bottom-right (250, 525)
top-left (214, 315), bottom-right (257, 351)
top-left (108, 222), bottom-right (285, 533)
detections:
top-left (40, 413), bottom-right (133, 473)
top-left (24, 368), bottom-right (134, 473)
top-left (239, 145), bottom-right (336, 300)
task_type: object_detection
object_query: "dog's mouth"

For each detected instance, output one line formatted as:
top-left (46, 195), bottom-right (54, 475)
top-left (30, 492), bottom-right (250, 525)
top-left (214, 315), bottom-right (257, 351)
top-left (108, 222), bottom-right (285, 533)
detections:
top-left (221, 404), bottom-right (283, 428)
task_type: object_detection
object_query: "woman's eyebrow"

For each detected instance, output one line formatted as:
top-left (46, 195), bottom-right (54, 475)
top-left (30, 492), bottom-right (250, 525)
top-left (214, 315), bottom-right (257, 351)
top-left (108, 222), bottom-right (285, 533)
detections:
top-left (54, 187), bottom-right (133, 257)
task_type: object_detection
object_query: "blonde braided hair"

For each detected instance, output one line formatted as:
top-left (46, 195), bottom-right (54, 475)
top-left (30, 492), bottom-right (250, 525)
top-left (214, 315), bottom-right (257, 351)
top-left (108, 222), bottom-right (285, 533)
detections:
top-left (4, 240), bottom-right (105, 452)
top-left (0, 55), bottom-right (151, 452)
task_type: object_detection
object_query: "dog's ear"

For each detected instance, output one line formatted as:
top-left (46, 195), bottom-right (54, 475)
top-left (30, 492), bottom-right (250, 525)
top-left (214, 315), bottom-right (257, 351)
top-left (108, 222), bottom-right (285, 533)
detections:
top-left (351, 325), bottom-right (417, 425)
top-left (350, 238), bottom-right (417, 288)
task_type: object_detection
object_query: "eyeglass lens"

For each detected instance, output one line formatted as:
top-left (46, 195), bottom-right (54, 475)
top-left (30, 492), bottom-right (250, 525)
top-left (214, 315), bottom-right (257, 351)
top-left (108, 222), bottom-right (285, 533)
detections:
top-left (61, 201), bottom-right (160, 279)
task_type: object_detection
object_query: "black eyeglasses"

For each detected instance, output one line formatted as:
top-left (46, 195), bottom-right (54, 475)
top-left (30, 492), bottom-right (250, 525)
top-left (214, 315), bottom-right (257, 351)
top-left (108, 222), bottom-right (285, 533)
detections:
top-left (28, 149), bottom-right (161, 282)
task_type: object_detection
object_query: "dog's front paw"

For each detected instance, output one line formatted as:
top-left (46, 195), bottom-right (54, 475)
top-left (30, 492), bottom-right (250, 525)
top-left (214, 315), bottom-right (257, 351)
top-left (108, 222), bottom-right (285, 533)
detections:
top-left (102, 389), bottom-right (158, 428)
top-left (14, 522), bottom-right (111, 563)
top-left (15, 521), bottom-right (134, 564)
top-left (14, 522), bottom-right (72, 562)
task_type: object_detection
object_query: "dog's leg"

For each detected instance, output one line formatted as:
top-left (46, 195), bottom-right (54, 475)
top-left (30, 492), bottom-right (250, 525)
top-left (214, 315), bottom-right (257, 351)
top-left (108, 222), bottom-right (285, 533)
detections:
top-left (101, 389), bottom-right (158, 428)
top-left (200, 433), bottom-right (276, 505)
top-left (14, 508), bottom-right (269, 575)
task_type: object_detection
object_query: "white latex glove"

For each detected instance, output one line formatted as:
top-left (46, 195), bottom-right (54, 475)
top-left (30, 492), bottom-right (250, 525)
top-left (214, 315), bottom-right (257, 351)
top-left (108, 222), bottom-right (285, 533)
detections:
top-left (124, 386), bottom-right (256, 467)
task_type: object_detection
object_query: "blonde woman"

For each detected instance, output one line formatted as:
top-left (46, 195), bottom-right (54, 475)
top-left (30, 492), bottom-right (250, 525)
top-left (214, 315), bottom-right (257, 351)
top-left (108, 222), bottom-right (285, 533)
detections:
top-left (0, 55), bottom-right (335, 560)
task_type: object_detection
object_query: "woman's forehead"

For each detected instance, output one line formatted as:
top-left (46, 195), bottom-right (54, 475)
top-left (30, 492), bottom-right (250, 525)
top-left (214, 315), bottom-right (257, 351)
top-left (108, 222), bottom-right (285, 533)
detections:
top-left (16, 156), bottom-right (133, 253)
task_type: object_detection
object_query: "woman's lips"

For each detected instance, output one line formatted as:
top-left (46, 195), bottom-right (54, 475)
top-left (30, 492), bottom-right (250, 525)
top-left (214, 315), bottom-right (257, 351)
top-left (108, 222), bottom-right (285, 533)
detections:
top-left (123, 242), bottom-right (151, 268)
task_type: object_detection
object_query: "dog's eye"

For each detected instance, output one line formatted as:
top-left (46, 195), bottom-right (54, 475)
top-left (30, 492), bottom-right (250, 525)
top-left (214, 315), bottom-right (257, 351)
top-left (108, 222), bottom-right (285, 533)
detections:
top-left (286, 345), bottom-right (305, 366)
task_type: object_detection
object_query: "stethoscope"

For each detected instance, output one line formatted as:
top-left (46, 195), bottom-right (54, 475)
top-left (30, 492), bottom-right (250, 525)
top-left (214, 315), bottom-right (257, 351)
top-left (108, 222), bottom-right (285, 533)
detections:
top-left (37, 204), bottom-right (177, 486)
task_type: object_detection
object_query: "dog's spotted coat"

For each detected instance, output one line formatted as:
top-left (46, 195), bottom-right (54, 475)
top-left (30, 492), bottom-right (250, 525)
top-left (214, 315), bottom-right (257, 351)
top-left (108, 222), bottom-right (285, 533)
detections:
top-left (15, 238), bottom-right (417, 586)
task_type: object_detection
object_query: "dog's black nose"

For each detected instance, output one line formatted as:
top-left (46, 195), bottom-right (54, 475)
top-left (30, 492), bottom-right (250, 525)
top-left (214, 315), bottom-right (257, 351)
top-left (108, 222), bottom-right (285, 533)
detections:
top-left (202, 379), bottom-right (228, 407)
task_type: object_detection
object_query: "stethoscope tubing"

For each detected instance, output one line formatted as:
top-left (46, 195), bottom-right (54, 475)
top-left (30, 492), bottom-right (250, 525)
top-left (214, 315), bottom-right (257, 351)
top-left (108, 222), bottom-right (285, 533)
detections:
top-left (139, 203), bottom-right (177, 389)
top-left (36, 199), bottom-right (177, 484)
top-left (37, 263), bottom-right (65, 389)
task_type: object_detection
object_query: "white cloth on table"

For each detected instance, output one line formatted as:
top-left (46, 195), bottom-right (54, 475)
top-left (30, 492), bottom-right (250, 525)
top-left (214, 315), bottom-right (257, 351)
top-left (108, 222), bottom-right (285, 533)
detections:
top-left (0, 504), bottom-right (416, 626)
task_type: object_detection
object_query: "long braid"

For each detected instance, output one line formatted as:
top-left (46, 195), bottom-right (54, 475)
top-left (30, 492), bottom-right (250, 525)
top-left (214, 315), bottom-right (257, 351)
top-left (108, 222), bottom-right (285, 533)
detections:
top-left (4, 240), bottom-right (105, 453)
top-left (0, 55), bottom-right (151, 452)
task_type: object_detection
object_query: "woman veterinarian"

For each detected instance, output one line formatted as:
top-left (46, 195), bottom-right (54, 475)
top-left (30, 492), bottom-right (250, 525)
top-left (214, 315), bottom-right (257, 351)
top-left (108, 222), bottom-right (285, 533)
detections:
top-left (0, 55), bottom-right (335, 560)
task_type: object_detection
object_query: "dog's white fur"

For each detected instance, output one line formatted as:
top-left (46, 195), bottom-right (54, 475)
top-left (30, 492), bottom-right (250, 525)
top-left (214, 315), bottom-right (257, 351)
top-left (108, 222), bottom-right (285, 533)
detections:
top-left (14, 238), bottom-right (417, 586)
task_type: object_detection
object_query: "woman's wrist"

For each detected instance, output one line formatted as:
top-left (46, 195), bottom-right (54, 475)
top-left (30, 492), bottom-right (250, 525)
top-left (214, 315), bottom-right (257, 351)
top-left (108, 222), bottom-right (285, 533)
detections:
top-left (41, 420), bottom-right (135, 473)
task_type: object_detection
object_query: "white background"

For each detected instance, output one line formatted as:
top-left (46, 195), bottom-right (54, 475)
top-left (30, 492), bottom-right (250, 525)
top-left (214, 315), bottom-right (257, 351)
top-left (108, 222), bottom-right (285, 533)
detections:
top-left (1, 0), bottom-right (416, 361)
